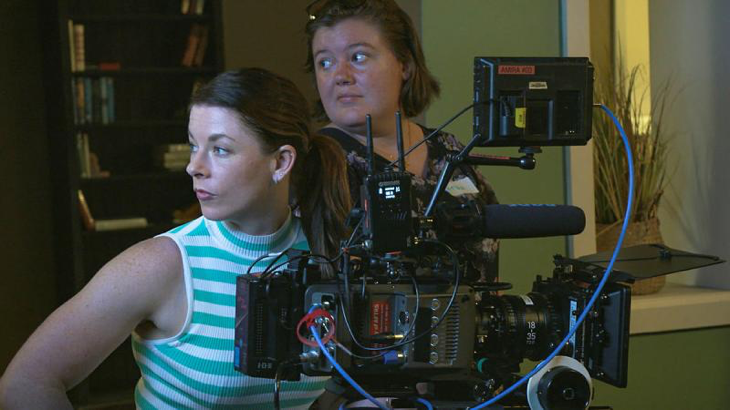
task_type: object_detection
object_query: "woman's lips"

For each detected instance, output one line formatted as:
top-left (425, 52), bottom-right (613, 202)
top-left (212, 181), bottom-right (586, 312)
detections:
top-left (195, 189), bottom-right (215, 201)
top-left (337, 94), bottom-right (362, 103)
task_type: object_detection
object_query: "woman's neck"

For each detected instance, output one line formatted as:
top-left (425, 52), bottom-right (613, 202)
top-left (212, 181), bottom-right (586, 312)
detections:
top-left (224, 202), bottom-right (291, 237)
top-left (330, 120), bottom-right (427, 177)
top-left (330, 120), bottom-right (415, 149)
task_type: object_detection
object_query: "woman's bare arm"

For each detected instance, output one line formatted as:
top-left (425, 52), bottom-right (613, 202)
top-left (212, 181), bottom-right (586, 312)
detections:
top-left (0, 236), bottom-right (182, 409)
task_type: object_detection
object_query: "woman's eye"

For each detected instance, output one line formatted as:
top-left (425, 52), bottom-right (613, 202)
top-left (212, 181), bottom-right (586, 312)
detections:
top-left (213, 146), bottom-right (230, 155)
top-left (318, 58), bottom-right (333, 70)
top-left (352, 52), bottom-right (367, 63)
top-left (188, 142), bottom-right (198, 153)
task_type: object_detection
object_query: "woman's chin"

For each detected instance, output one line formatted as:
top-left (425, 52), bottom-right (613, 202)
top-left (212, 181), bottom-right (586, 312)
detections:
top-left (330, 109), bottom-right (369, 129)
top-left (200, 208), bottom-right (225, 222)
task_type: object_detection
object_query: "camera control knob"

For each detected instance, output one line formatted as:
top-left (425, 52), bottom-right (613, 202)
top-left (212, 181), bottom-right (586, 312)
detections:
top-left (537, 366), bottom-right (591, 409)
top-left (527, 356), bottom-right (592, 410)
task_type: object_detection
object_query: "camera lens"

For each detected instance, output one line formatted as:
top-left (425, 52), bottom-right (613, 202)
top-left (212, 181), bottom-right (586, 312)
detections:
top-left (475, 292), bottom-right (560, 361)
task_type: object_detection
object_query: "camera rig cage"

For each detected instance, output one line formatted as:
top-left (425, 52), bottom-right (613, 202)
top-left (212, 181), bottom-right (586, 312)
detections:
top-left (231, 58), bottom-right (724, 410)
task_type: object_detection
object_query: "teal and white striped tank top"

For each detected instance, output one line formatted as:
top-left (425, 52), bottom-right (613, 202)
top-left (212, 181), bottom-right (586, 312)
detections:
top-left (132, 214), bottom-right (328, 409)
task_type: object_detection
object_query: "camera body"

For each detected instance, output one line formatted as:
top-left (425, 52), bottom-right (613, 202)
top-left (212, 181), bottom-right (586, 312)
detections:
top-left (233, 250), bottom-right (630, 403)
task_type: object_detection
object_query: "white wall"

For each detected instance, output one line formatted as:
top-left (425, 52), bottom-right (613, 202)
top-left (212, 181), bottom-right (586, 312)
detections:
top-left (650, 0), bottom-right (730, 288)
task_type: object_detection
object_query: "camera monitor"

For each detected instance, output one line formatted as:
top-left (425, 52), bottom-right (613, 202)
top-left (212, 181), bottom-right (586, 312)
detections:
top-left (473, 57), bottom-right (594, 147)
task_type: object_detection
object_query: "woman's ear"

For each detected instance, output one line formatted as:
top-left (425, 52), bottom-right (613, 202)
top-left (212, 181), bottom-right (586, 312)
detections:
top-left (402, 59), bottom-right (413, 82)
top-left (271, 144), bottom-right (297, 183)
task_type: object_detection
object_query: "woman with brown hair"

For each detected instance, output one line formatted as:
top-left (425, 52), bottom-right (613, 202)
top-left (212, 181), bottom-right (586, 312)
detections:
top-left (305, 0), bottom-right (499, 282)
top-left (304, 1), bottom-right (500, 407)
top-left (0, 68), bottom-right (351, 409)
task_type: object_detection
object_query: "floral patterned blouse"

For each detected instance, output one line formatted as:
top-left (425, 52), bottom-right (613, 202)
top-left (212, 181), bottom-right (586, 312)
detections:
top-left (320, 126), bottom-right (500, 282)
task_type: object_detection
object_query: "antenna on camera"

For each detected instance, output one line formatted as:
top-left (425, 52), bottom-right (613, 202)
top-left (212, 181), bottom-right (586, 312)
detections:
top-left (395, 111), bottom-right (405, 171)
top-left (366, 114), bottom-right (374, 176)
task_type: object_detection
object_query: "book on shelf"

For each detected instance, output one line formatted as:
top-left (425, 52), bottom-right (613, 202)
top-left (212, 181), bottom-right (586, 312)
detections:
top-left (95, 217), bottom-right (149, 232)
top-left (73, 78), bottom-right (85, 124)
top-left (78, 191), bottom-right (144, 232)
top-left (83, 77), bottom-right (92, 123)
top-left (76, 132), bottom-right (91, 177)
top-left (163, 151), bottom-right (191, 163)
top-left (92, 78), bottom-right (101, 124)
top-left (182, 24), bottom-right (209, 67)
top-left (105, 77), bottom-right (115, 123)
top-left (71, 77), bottom-right (115, 125)
top-left (195, 0), bottom-right (206, 15)
top-left (67, 20), bottom-right (76, 72)
top-left (77, 190), bottom-right (95, 231)
top-left (155, 143), bottom-right (190, 171)
top-left (98, 61), bottom-right (121, 71)
top-left (100, 77), bottom-right (108, 124)
top-left (181, 24), bottom-right (201, 67)
top-left (72, 23), bottom-right (85, 72)
top-left (192, 25), bottom-right (209, 67)
top-left (182, 0), bottom-right (206, 15)
top-left (76, 133), bottom-right (109, 178)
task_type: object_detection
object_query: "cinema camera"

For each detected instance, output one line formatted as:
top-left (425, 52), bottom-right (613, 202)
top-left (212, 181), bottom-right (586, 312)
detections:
top-left (232, 58), bottom-right (723, 409)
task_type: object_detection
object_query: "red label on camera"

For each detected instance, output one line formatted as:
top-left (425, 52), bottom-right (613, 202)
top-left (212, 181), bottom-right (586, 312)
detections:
top-left (370, 301), bottom-right (391, 335)
top-left (498, 65), bottom-right (536, 75)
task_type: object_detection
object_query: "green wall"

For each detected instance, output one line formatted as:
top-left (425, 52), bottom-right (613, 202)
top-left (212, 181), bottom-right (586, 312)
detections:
top-left (421, 0), bottom-right (565, 294)
top-left (593, 327), bottom-right (730, 409)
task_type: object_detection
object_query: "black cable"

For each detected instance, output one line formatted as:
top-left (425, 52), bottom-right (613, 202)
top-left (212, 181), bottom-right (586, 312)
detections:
top-left (273, 360), bottom-right (297, 410)
top-left (263, 214), bottom-right (366, 280)
top-left (263, 252), bottom-right (337, 279)
top-left (260, 250), bottom-right (290, 278)
top-left (246, 252), bottom-right (277, 275)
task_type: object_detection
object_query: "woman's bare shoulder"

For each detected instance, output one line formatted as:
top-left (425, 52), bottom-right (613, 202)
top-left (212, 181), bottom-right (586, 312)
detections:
top-left (99, 235), bottom-right (184, 303)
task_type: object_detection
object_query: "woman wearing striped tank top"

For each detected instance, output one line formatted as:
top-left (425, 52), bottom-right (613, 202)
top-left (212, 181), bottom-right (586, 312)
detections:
top-left (0, 68), bottom-right (352, 409)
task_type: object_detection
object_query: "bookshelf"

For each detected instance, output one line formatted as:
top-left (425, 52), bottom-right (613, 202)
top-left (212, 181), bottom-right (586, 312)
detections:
top-left (40, 0), bottom-right (223, 406)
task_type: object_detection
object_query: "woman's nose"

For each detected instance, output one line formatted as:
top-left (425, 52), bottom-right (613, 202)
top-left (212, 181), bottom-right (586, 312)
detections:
top-left (334, 61), bottom-right (353, 86)
top-left (186, 151), bottom-right (207, 178)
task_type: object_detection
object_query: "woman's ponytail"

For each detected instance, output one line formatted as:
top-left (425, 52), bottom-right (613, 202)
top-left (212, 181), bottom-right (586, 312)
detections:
top-left (297, 134), bottom-right (352, 277)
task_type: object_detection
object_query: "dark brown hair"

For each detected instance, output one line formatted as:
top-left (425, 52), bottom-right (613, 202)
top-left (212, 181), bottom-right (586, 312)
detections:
top-left (304, 0), bottom-right (440, 121)
top-left (190, 68), bottom-right (351, 275)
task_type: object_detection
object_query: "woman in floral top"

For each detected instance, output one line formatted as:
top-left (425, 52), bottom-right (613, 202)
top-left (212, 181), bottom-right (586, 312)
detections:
top-left (304, 0), bottom-right (499, 282)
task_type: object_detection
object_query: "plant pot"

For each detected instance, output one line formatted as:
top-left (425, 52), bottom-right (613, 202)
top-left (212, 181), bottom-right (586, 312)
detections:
top-left (596, 218), bottom-right (666, 295)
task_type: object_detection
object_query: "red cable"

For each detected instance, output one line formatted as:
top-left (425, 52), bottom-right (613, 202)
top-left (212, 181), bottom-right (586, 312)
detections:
top-left (297, 308), bottom-right (336, 347)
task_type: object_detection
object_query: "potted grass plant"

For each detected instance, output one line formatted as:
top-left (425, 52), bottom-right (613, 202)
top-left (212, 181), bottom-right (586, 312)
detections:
top-left (593, 61), bottom-right (673, 295)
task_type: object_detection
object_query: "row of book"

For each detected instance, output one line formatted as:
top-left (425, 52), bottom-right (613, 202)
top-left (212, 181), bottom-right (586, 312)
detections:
top-left (72, 77), bottom-right (116, 125)
top-left (78, 188), bottom-right (200, 232)
top-left (77, 190), bottom-right (148, 232)
top-left (68, 21), bottom-right (86, 72)
top-left (181, 23), bottom-right (210, 67)
top-left (181, 0), bottom-right (206, 15)
top-left (76, 132), bottom-right (110, 178)
top-left (76, 138), bottom-right (192, 179)
top-left (69, 20), bottom-right (208, 71)
top-left (155, 143), bottom-right (190, 171)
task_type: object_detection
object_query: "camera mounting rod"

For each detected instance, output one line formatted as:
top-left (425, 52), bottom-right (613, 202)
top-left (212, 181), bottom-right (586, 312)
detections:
top-left (424, 131), bottom-right (538, 217)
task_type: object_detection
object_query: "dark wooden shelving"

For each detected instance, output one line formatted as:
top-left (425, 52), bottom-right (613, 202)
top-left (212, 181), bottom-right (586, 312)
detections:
top-left (73, 119), bottom-right (188, 131)
top-left (72, 67), bottom-right (218, 76)
top-left (41, 0), bottom-right (223, 406)
top-left (80, 171), bottom-right (189, 184)
top-left (69, 13), bottom-right (213, 23)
